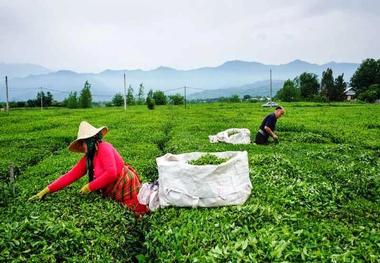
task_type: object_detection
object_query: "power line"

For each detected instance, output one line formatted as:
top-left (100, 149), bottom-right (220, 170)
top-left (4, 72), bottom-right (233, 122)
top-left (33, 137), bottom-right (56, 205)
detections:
top-left (6, 86), bottom-right (39, 90)
top-left (42, 87), bottom-right (113, 97)
top-left (186, 86), bottom-right (206, 91)
top-left (42, 88), bottom-right (71, 94)
top-left (6, 86), bottom-right (113, 97)
top-left (162, 87), bottom-right (184, 93)
top-left (6, 84), bottom-right (213, 101)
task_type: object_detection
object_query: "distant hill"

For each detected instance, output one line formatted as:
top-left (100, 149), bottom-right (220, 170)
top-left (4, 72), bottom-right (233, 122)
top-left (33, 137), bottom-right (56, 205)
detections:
top-left (0, 63), bottom-right (51, 79)
top-left (188, 80), bottom-right (284, 100)
top-left (0, 60), bottom-right (359, 101)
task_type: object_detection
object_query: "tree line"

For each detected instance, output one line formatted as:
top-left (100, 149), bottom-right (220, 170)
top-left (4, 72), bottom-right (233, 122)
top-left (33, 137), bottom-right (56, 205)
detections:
top-left (3, 80), bottom-right (185, 110)
top-left (276, 58), bottom-right (380, 102)
top-left (109, 84), bottom-right (185, 110)
top-left (6, 91), bottom-right (55, 108)
top-left (64, 81), bottom-right (185, 110)
top-left (3, 58), bottom-right (379, 109)
top-left (108, 85), bottom-right (185, 110)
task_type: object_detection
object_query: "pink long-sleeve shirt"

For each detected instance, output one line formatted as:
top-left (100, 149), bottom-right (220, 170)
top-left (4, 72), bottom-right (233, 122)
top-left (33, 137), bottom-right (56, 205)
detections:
top-left (48, 142), bottom-right (124, 192)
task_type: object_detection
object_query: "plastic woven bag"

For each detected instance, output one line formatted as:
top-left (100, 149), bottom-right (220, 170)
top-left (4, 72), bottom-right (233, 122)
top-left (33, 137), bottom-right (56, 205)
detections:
top-left (209, 128), bottom-right (251, 144)
top-left (137, 181), bottom-right (160, 211)
top-left (157, 151), bottom-right (252, 208)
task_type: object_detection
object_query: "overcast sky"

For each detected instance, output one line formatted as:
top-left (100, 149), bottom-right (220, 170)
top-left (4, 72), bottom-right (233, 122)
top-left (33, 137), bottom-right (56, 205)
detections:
top-left (0, 0), bottom-right (379, 72)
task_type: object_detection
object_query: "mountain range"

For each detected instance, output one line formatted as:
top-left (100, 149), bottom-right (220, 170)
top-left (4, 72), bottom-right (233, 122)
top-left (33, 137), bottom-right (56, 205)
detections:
top-left (188, 80), bottom-right (285, 100)
top-left (0, 60), bottom-right (359, 101)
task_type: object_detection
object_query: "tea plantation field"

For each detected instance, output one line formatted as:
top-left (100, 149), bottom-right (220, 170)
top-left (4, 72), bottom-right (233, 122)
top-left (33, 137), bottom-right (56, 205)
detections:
top-left (1, 102), bottom-right (379, 262)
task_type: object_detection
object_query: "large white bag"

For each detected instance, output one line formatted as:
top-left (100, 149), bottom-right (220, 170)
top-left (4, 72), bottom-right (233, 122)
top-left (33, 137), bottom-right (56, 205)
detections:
top-left (157, 151), bottom-right (252, 208)
top-left (209, 128), bottom-right (251, 144)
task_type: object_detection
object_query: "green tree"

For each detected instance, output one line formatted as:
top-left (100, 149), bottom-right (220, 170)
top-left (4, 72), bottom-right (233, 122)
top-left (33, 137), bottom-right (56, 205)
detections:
top-left (357, 84), bottom-right (380, 103)
top-left (46, 92), bottom-right (53, 106)
top-left (146, 89), bottom-right (155, 110)
top-left (350, 58), bottom-right (380, 96)
top-left (36, 91), bottom-right (44, 107)
top-left (333, 74), bottom-right (347, 101)
top-left (276, 79), bottom-right (300, 102)
top-left (296, 73), bottom-right (319, 99)
top-left (64, 91), bottom-right (79, 109)
top-left (137, 83), bottom-right (145, 105)
top-left (321, 68), bottom-right (335, 101)
top-left (153, 90), bottom-right (167, 105)
top-left (34, 91), bottom-right (54, 107)
top-left (27, 99), bottom-right (37, 107)
top-left (112, 93), bottom-right (124, 106)
top-left (169, 93), bottom-right (184, 105)
top-left (16, 101), bottom-right (27, 107)
top-left (229, 95), bottom-right (241, 103)
top-left (79, 81), bottom-right (92, 108)
top-left (127, 85), bottom-right (135, 105)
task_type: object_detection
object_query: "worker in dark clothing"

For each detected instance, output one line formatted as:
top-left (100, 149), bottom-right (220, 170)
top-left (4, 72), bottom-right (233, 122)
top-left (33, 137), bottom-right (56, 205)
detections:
top-left (255, 106), bottom-right (285, 145)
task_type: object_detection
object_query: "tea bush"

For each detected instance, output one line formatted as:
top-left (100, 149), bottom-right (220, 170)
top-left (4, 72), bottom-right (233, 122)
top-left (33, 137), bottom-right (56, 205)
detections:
top-left (188, 154), bottom-right (229, 165)
top-left (0, 103), bottom-right (379, 262)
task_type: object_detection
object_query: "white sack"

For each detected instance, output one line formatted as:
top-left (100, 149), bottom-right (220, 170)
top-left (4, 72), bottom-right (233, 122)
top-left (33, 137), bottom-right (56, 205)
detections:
top-left (148, 188), bottom-right (160, 211)
top-left (138, 181), bottom-right (160, 211)
top-left (137, 183), bottom-right (152, 205)
top-left (157, 151), bottom-right (252, 208)
top-left (209, 128), bottom-right (251, 144)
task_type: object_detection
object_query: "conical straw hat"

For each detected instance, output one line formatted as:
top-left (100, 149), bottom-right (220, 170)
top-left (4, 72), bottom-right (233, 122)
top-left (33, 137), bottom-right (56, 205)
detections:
top-left (68, 121), bottom-right (108, 153)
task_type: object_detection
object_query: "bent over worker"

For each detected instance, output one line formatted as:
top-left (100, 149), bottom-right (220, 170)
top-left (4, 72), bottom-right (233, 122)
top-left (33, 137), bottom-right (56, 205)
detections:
top-left (255, 106), bottom-right (285, 145)
top-left (29, 121), bottom-right (149, 216)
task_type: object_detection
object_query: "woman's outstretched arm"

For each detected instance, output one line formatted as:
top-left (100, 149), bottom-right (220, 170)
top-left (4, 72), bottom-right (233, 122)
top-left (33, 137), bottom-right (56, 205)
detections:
top-left (48, 156), bottom-right (87, 192)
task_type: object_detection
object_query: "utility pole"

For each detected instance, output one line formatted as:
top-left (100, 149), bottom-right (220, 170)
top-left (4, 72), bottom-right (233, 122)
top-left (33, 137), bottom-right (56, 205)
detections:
top-left (5, 76), bottom-right (9, 112)
top-left (184, 86), bottom-right (187, 109)
top-left (40, 87), bottom-right (43, 110)
top-left (270, 68), bottom-right (272, 105)
top-left (123, 73), bottom-right (127, 111)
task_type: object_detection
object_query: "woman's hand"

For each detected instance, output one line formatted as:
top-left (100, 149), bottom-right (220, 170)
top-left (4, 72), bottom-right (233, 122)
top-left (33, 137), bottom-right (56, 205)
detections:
top-left (29, 187), bottom-right (50, 201)
top-left (79, 184), bottom-right (91, 194)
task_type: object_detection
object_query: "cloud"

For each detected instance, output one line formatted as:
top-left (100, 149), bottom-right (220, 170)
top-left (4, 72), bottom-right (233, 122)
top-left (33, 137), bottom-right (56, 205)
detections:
top-left (0, 0), bottom-right (378, 71)
top-left (302, 0), bottom-right (380, 17)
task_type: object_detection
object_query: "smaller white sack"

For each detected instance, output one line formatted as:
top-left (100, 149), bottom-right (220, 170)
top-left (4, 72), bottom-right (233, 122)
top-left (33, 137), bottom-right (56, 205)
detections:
top-left (137, 183), bottom-right (152, 205)
top-left (148, 186), bottom-right (160, 211)
top-left (138, 182), bottom-right (160, 211)
top-left (209, 128), bottom-right (251, 144)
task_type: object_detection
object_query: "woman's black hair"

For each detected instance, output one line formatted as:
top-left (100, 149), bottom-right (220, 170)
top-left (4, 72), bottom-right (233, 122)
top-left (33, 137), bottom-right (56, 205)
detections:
top-left (85, 132), bottom-right (103, 182)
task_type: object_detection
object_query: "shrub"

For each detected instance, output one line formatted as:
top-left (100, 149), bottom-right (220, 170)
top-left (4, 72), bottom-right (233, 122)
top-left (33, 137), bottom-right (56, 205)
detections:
top-left (147, 97), bottom-right (155, 110)
top-left (153, 91), bottom-right (167, 105)
top-left (168, 94), bottom-right (184, 105)
top-left (112, 93), bottom-right (124, 106)
top-left (357, 84), bottom-right (380, 103)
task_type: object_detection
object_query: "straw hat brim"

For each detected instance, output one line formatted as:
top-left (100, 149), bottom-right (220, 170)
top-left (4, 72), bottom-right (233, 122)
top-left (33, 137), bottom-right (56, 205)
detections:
top-left (68, 126), bottom-right (108, 153)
